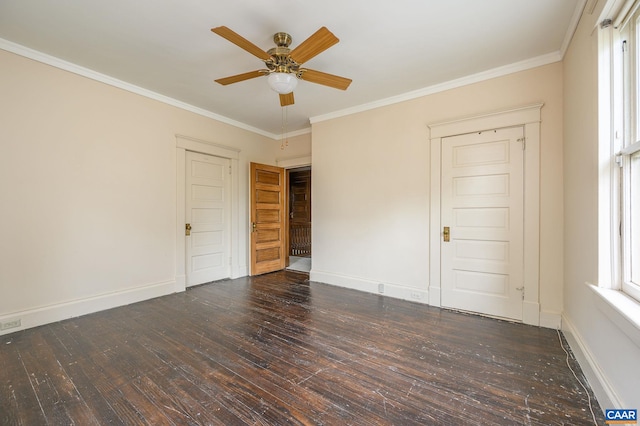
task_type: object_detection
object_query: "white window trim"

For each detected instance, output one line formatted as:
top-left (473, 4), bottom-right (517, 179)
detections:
top-left (594, 1), bottom-right (640, 348)
top-left (619, 145), bottom-right (640, 301)
top-left (616, 7), bottom-right (640, 302)
top-left (597, 20), bottom-right (621, 291)
top-left (590, 285), bottom-right (640, 348)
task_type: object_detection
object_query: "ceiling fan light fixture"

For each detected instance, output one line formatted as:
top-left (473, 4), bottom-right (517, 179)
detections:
top-left (267, 72), bottom-right (298, 94)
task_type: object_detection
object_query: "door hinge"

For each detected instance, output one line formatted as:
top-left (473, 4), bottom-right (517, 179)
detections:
top-left (229, 165), bottom-right (232, 175)
top-left (516, 286), bottom-right (525, 300)
top-left (517, 137), bottom-right (526, 150)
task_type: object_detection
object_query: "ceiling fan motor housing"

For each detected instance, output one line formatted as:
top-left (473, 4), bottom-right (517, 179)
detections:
top-left (267, 33), bottom-right (299, 74)
top-left (273, 32), bottom-right (292, 47)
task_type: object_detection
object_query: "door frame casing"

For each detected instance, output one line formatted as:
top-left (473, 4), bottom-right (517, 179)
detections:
top-left (176, 135), bottom-right (241, 293)
top-left (428, 104), bottom-right (542, 326)
top-left (277, 155), bottom-right (312, 270)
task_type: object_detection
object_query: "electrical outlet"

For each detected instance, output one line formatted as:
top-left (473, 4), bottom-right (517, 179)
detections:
top-left (1, 319), bottom-right (21, 331)
top-left (378, 283), bottom-right (384, 294)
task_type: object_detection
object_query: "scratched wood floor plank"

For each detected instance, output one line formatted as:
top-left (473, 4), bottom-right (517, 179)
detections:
top-left (244, 304), bottom-right (503, 424)
top-left (99, 298), bottom-right (327, 425)
top-left (0, 270), bottom-right (605, 425)
top-left (187, 296), bottom-right (435, 424)
top-left (137, 331), bottom-right (314, 425)
top-left (257, 276), bottom-right (597, 423)
top-left (205, 282), bottom-right (484, 424)
top-left (135, 293), bottom-right (378, 425)
top-left (193, 278), bottom-right (577, 424)
top-left (46, 322), bottom-right (164, 425)
top-left (171, 282), bottom-right (422, 424)
top-left (43, 325), bottom-right (131, 423)
top-left (0, 330), bottom-right (49, 425)
top-left (7, 329), bottom-right (101, 425)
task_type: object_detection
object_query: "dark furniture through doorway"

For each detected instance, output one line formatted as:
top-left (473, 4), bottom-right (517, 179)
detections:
top-left (288, 167), bottom-right (311, 257)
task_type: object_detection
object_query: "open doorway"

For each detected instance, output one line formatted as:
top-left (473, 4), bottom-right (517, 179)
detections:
top-left (286, 166), bottom-right (311, 273)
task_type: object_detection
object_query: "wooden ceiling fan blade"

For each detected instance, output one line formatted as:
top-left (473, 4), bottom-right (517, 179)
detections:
top-left (215, 70), bottom-right (266, 85)
top-left (211, 26), bottom-right (272, 61)
top-left (289, 27), bottom-right (339, 65)
top-left (299, 69), bottom-right (352, 90)
top-left (279, 92), bottom-right (295, 106)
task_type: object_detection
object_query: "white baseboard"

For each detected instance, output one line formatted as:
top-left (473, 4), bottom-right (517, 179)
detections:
top-left (539, 310), bottom-right (562, 329)
top-left (383, 283), bottom-right (429, 303)
top-left (310, 270), bottom-right (429, 304)
top-left (309, 270), bottom-right (565, 329)
top-left (0, 279), bottom-right (176, 336)
top-left (562, 314), bottom-right (621, 410)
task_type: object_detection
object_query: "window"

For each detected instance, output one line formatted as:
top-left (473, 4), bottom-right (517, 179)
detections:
top-left (605, 0), bottom-right (640, 303)
top-left (620, 144), bottom-right (640, 301)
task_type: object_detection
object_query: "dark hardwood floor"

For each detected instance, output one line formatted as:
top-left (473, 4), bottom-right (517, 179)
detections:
top-left (1, 271), bottom-right (603, 425)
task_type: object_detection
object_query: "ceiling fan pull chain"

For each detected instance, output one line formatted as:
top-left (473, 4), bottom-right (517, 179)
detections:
top-left (285, 106), bottom-right (289, 148)
top-left (280, 106), bottom-right (290, 150)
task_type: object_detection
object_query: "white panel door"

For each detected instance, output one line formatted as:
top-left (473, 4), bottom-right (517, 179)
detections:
top-left (441, 127), bottom-right (524, 320)
top-left (186, 152), bottom-right (230, 286)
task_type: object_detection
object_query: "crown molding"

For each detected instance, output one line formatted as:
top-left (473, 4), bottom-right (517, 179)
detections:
top-left (560, 0), bottom-right (588, 57)
top-left (310, 51), bottom-right (562, 125)
top-left (3, 36), bottom-right (562, 139)
top-left (0, 38), bottom-right (282, 140)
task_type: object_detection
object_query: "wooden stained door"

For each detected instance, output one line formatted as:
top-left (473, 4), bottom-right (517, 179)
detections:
top-left (288, 168), bottom-right (311, 257)
top-left (185, 152), bottom-right (230, 286)
top-left (250, 163), bottom-right (286, 275)
top-left (440, 127), bottom-right (525, 320)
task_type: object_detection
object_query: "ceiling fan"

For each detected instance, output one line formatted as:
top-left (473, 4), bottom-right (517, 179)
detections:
top-left (211, 26), bottom-right (352, 107)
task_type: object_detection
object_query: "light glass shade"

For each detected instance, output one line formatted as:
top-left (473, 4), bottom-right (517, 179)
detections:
top-left (267, 72), bottom-right (298, 94)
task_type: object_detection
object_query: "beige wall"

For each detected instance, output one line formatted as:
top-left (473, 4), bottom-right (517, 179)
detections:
top-left (0, 49), bottom-right (284, 331)
top-left (275, 132), bottom-right (312, 166)
top-left (562, 2), bottom-right (640, 409)
top-left (311, 63), bottom-right (564, 320)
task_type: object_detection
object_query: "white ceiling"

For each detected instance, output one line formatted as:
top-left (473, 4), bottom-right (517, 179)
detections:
top-left (0, 0), bottom-right (584, 138)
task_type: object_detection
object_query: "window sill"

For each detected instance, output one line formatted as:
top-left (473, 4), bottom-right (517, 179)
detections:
top-left (589, 283), bottom-right (640, 349)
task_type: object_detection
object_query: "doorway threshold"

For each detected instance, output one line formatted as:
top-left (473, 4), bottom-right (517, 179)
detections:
top-left (287, 256), bottom-right (311, 273)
